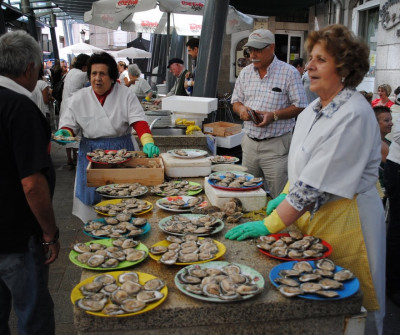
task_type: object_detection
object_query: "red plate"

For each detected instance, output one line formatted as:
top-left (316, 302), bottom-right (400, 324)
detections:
top-left (86, 150), bottom-right (132, 165)
top-left (258, 233), bottom-right (333, 261)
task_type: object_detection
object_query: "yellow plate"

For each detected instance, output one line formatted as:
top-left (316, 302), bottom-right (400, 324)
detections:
top-left (149, 238), bottom-right (226, 265)
top-left (71, 271), bottom-right (168, 317)
top-left (94, 198), bottom-right (153, 216)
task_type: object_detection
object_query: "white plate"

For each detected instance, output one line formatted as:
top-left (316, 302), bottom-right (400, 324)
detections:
top-left (156, 196), bottom-right (200, 213)
top-left (167, 149), bottom-right (208, 159)
top-left (175, 261), bottom-right (264, 302)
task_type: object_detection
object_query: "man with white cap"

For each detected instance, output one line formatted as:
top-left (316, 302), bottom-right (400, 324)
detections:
top-left (231, 29), bottom-right (307, 198)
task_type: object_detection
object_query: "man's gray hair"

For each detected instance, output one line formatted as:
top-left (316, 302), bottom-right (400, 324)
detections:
top-left (0, 30), bottom-right (42, 77)
top-left (128, 63), bottom-right (141, 77)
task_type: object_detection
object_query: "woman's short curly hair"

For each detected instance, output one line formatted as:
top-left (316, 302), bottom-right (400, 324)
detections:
top-left (87, 52), bottom-right (119, 82)
top-left (378, 84), bottom-right (392, 96)
top-left (305, 24), bottom-right (369, 88)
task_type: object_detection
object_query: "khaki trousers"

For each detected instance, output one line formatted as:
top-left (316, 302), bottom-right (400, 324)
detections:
top-left (241, 132), bottom-right (291, 198)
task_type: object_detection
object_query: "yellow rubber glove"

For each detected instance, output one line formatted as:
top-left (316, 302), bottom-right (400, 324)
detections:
top-left (263, 209), bottom-right (286, 233)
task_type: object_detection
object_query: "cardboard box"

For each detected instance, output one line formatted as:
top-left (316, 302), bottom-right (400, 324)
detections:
top-left (162, 96), bottom-right (217, 114)
top-left (86, 153), bottom-right (164, 187)
top-left (203, 122), bottom-right (242, 137)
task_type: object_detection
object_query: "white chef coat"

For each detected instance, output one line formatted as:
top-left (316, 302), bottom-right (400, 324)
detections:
top-left (119, 70), bottom-right (129, 86)
top-left (289, 91), bottom-right (386, 334)
top-left (59, 83), bottom-right (146, 138)
top-left (387, 114), bottom-right (400, 165)
top-left (31, 80), bottom-right (50, 116)
top-left (62, 68), bottom-right (88, 102)
top-left (129, 77), bottom-right (152, 99)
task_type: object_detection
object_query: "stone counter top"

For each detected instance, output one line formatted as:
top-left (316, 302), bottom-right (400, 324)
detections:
top-left (74, 178), bottom-right (363, 335)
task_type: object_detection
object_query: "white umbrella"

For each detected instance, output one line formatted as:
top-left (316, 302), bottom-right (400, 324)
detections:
top-left (59, 42), bottom-right (106, 55)
top-left (84, 0), bottom-right (157, 30)
top-left (109, 47), bottom-right (152, 58)
top-left (85, 0), bottom-right (253, 35)
top-left (121, 7), bottom-right (203, 36)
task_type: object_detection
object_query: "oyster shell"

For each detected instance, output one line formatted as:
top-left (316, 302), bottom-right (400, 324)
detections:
top-left (300, 282), bottom-right (322, 293)
top-left (87, 254), bottom-right (105, 267)
top-left (144, 278), bottom-right (165, 291)
top-left (118, 272), bottom-right (139, 283)
top-left (102, 303), bottom-right (124, 315)
top-left (315, 290), bottom-right (339, 298)
top-left (76, 296), bottom-right (107, 312)
top-left (136, 290), bottom-right (164, 303)
top-left (292, 261), bottom-right (313, 273)
top-left (319, 278), bottom-right (344, 290)
top-left (120, 299), bottom-right (146, 313)
top-left (279, 285), bottom-right (304, 297)
top-left (120, 281), bottom-right (142, 295)
top-left (274, 277), bottom-right (300, 287)
top-left (73, 242), bottom-right (91, 254)
top-left (333, 269), bottom-right (355, 282)
top-left (94, 274), bottom-right (116, 286)
top-left (315, 258), bottom-right (336, 272)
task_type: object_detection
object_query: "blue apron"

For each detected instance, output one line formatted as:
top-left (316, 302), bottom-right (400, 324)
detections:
top-left (76, 134), bottom-right (134, 205)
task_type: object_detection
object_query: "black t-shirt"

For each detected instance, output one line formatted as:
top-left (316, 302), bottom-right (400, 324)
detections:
top-left (0, 86), bottom-right (55, 253)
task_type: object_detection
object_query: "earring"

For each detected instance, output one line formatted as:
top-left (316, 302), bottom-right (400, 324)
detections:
top-left (341, 77), bottom-right (345, 83)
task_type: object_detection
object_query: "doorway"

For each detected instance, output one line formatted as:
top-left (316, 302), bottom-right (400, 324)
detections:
top-left (274, 31), bottom-right (304, 64)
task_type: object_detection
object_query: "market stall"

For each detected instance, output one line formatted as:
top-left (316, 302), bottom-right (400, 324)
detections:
top-left (66, 151), bottom-right (364, 334)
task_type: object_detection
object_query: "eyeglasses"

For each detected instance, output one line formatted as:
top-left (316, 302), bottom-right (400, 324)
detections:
top-left (244, 45), bottom-right (270, 54)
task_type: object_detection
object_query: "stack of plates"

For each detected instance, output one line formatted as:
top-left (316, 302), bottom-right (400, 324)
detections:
top-left (145, 110), bottom-right (172, 128)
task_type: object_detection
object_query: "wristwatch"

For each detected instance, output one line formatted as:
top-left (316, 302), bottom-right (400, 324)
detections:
top-left (273, 111), bottom-right (279, 121)
top-left (42, 227), bottom-right (59, 246)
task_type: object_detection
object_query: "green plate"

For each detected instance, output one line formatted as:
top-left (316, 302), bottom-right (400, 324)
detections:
top-left (69, 239), bottom-right (148, 270)
top-left (156, 181), bottom-right (203, 197)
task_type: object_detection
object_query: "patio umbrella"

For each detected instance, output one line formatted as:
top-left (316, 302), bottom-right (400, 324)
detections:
top-left (84, 0), bottom-right (157, 30)
top-left (59, 42), bottom-right (106, 55)
top-left (109, 47), bottom-right (152, 58)
top-left (84, 0), bottom-right (252, 35)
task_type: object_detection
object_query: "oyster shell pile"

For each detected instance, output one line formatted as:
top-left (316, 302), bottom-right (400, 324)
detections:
top-left (97, 183), bottom-right (148, 198)
top-left (178, 263), bottom-right (262, 301)
top-left (150, 234), bottom-right (220, 264)
top-left (75, 272), bottom-right (165, 315)
top-left (52, 134), bottom-right (79, 142)
top-left (275, 259), bottom-right (355, 298)
top-left (158, 196), bottom-right (203, 210)
top-left (84, 216), bottom-right (148, 238)
top-left (160, 214), bottom-right (222, 235)
top-left (94, 198), bottom-right (152, 216)
top-left (191, 198), bottom-right (244, 224)
top-left (150, 180), bottom-right (202, 196)
top-left (257, 232), bottom-right (329, 260)
top-left (208, 172), bottom-right (262, 188)
top-left (209, 155), bottom-right (237, 164)
top-left (72, 238), bottom-right (147, 268)
top-left (87, 149), bottom-right (133, 164)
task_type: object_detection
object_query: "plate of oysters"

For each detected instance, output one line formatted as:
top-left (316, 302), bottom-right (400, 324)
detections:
top-left (270, 259), bottom-right (360, 300)
top-left (158, 214), bottom-right (224, 236)
top-left (96, 183), bottom-right (148, 198)
top-left (207, 172), bottom-right (263, 191)
top-left (257, 232), bottom-right (333, 261)
top-left (167, 149), bottom-right (208, 159)
top-left (209, 155), bottom-right (239, 164)
top-left (71, 271), bottom-right (168, 317)
top-left (69, 238), bottom-right (148, 270)
top-left (83, 217), bottom-right (150, 239)
top-left (150, 180), bottom-right (203, 197)
top-left (86, 149), bottom-right (133, 165)
top-left (149, 234), bottom-right (226, 265)
top-left (175, 261), bottom-right (264, 302)
top-left (51, 133), bottom-right (79, 144)
top-left (156, 196), bottom-right (204, 213)
top-left (94, 198), bottom-right (153, 216)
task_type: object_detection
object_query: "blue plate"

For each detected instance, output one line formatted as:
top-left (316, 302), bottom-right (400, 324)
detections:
top-left (269, 260), bottom-right (360, 301)
top-left (207, 172), bottom-right (262, 191)
top-left (83, 218), bottom-right (151, 239)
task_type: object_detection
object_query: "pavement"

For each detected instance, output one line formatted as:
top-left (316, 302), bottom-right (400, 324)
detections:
top-left (7, 143), bottom-right (400, 334)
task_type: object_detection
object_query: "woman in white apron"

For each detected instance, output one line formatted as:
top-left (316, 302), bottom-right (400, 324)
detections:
top-left (56, 52), bottom-right (159, 222)
top-left (225, 24), bottom-right (385, 335)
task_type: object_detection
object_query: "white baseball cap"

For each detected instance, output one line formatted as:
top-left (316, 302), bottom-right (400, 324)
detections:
top-left (244, 29), bottom-right (275, 49)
